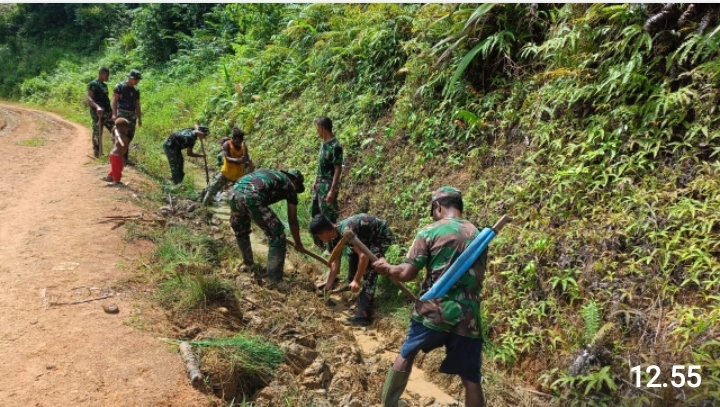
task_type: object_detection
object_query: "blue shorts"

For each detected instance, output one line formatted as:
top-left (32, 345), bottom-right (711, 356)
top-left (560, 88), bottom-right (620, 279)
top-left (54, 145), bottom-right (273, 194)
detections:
top-left (399, 320), bottom-right (482, 383)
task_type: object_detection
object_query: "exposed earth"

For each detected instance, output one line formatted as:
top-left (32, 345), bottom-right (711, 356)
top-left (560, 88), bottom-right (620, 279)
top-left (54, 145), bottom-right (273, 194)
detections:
top-left (0, 104), bottom-right (539, 407)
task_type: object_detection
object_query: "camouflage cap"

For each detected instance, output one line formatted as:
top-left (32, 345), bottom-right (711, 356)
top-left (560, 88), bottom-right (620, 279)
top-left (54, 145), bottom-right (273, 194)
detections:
top-left (431, 186), bottom-right (462, 202)
top-left (284, 169), bottom-right (305, 193)
top-left (197, 125), bottom-right (210, 135)
top-left (126, 69), bottom-right (142, 80)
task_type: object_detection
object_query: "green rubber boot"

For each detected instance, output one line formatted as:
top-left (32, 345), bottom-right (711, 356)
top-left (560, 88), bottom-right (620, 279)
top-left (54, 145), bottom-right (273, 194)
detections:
top-left (380, 366), bottom-right (410, 407)
top-left (266, 245), bottom-right (287, 284)
top-left (235, 236), bottom-right (255, 272)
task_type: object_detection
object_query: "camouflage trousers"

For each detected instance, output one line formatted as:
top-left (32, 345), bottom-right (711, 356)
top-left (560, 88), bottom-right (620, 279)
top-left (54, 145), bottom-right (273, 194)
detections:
top-left (202, 173), bottom-right (234, 203)
top-left (311, 179), bottom-right (339, 247)
top-left (162, 141), bottom-right (185, 184)
top-left (228, 192), bottom-right (286, 248)
top-left (90, 110), bottom-right (113, 157)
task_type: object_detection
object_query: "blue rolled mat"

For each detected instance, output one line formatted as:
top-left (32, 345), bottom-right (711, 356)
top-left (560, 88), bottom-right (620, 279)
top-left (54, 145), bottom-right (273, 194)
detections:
top-left (419, 227), bottom-right (495, 301)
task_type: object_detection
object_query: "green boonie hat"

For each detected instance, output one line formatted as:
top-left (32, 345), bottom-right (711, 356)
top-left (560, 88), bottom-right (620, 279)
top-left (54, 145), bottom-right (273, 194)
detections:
top-left (432, 186), bottom-right (462, 202)
top-left (197, 125), bottom-right (210, 135)
top-left (284, 169), bottom-right (305, 193)
top-left (126, 69), bottom-right (142, 80)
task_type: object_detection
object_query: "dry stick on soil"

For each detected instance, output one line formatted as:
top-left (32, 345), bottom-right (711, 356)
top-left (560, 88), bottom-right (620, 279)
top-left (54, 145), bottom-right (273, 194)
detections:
top-left (619, 378), bottom-right (663, 400)
top-left (240, 296), bottom-right (268, 311)
top-left (97, 213), bottom-right (143, 220)
top-left (50, 294), bottom-right (112, 306)
top-left (179, 341), bottom-right (204, 384)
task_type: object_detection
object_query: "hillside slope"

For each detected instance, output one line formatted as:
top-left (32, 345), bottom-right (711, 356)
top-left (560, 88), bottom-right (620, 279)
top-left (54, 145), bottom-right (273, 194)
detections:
top-left (2, 3), bottom-right (718, 406)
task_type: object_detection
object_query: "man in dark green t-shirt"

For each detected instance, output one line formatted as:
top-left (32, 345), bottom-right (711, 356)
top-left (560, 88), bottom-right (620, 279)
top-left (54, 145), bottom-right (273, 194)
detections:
top-left (161, 126), bottom-right (209, 184)
top-left (87, 67), bottom-right (113, 158)
top-left (227, 169), bottom-right (306, 289)
top-left (373, 186), bottom-right (488, 407)
top-left (311, 116), bottom-right (343, 253)
top-left (309, 213), bottom-right (394, 326)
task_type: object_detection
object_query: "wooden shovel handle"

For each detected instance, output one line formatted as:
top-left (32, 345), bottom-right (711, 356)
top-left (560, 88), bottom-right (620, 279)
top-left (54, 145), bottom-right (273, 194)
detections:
top-left (346, 232), bottom-right (417, 302)
top-left (285, 238), bottom-right (330, 267)
top-left (491, 215), bottom-right (511, 233)
top-left (328, 229), bottom-right (353, 265)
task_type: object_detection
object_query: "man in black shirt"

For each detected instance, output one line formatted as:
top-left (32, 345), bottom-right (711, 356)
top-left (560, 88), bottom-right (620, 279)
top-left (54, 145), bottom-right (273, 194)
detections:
top-left (87, 67), bottom-right (113, 158)
top-left (112, 69), bottom-right (143, 165)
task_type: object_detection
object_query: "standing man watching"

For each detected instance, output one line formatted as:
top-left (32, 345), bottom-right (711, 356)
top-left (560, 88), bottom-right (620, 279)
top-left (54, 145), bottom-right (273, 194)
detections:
top-left (87, 67), bottom-right (113, 158)
top-left (311, 116), bottom-right (343, 254)
top-left (112, 69), bottom-right (142, 165)
top-left (227, 169), bottom-right (306, 290)
top-left (373, 187), bottom-right (488, 407)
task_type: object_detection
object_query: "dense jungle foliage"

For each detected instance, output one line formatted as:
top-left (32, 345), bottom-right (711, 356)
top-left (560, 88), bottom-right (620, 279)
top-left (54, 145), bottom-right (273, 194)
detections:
top-left (1, 3), bottom-right (719, 406)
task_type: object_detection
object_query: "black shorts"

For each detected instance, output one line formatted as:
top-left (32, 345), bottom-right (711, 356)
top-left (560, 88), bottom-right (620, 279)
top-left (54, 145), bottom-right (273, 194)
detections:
top-left (399, 319), bottom-right (482, 383)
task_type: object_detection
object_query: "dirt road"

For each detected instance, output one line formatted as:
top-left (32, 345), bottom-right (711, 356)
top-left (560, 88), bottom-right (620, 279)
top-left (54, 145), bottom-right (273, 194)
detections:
top-left (0, 104), bottom-right (207, 407)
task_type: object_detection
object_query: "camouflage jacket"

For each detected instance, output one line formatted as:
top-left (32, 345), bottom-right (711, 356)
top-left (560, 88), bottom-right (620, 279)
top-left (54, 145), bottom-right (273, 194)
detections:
top-left (166, 128), bottom-right (197, 150)
top-left (315, 137), bottom-right (343, 183)
top-left (404, 217), bottom-right (487, 338)
top-left (87, 79), bottom-right (110, 112)
top-left (231, 169), bottom-right (299, 207)
top-left (337, 214), bottom-right (393, 257)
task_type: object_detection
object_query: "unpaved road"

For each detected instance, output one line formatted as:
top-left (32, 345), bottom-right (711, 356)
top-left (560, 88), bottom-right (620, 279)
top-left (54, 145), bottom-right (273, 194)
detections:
top-left (0, 104), bottom-right (207, 407)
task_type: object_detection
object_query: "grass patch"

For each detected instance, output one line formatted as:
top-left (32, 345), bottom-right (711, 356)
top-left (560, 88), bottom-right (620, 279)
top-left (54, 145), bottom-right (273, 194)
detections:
top-left (194, 334), bottom-right (284, 401)
top-left (158, 271), bottom-right (235, 310)
top-left (17, 137), bottom-right (45, 147)
top-left (155, 225), bottom-right (212, 271)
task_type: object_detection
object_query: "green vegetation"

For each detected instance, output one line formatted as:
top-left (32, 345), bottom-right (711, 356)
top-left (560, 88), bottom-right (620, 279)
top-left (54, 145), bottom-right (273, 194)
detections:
top-left (17, 137), bottom-right (45, 147)
top-left (2, 3), bottom-right (719, 405)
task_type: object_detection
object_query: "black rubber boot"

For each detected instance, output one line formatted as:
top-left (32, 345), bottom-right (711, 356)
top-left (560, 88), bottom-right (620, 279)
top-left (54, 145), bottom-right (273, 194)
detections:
top-left (346, 290), bottom-right (373, 326)
top-left (266, 245), bottom-right (287, 284)
top-left (380, 365), bottom-right (410, 407)
top-left (235, 236), bottom-right (254, 272)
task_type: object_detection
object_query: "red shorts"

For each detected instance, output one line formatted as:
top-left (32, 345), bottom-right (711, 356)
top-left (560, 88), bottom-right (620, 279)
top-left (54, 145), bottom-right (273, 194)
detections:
top-left (108, 153), bottom-right (124, 183)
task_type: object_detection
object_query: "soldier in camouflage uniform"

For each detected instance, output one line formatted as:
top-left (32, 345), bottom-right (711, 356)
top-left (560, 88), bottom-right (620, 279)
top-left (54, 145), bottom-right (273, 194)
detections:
top-left (112, 69), bottom-right (143, 165)
top-left (161, 126), bottom-right (209, 184)
top-left (87, 67), bottom-right (114, 158)
top-left (373, 187), bottom-right (488, 407)
top-left (309, 213), bottom-right (394, 326)
top-left (227, 168), bottom-right (306, 287)
top-left (311, 117), bottom-right (343, 252)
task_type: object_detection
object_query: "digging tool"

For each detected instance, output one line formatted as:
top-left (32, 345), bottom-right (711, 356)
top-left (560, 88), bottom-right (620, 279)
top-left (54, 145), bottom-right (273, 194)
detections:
top-left (285, 238), bottom-right (330, 267)
top-left (343, 230), bottom-right (417, 302)
top-left (97, 115), bottom-right (104, 156)
top-left (199, 137), bottom-right (210, 185)
top-left (420, 214), bottom-right (511, 301)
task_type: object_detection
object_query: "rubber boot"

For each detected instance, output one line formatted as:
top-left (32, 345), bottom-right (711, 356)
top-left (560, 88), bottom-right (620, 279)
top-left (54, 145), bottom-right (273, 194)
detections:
top-left (266, 245), bottom-right (287, 284)
top-left (380, 366), bottom-right (410, 407)
top-left (347, 291), bottom-right (373, 326)
top-left (235, 236), bottom-right (254, 272)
